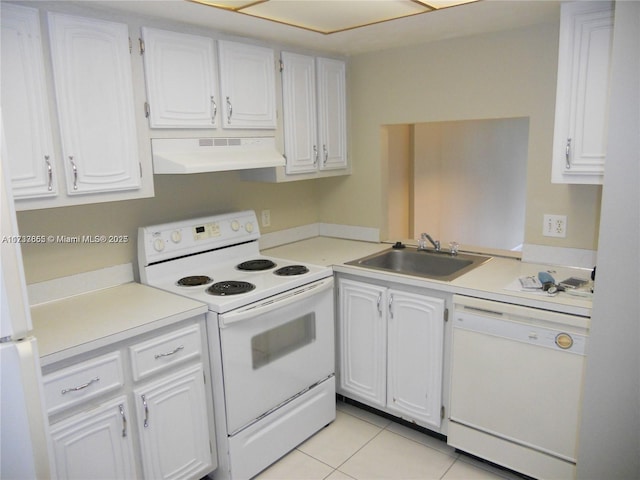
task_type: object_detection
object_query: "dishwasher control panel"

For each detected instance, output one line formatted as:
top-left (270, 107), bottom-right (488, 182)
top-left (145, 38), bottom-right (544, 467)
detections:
top-left (452, 295), bottom-right (588, 355)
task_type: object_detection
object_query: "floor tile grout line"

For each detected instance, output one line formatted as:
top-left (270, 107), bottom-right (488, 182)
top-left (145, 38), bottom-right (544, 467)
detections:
top-left (381, 421), bottom-right (460, 461)
top-left (338, 406), bottom-right (464, 465)
top-left (332, 427), bottom-right (387, 478)
top-left (438, 456), bottom-right (458, 480)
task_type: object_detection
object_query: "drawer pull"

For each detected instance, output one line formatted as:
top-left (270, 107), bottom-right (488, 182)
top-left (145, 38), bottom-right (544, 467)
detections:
top-left (154, 345), bottom-right (184, 360)
top-left (60, 376), bottom-right (99, 395)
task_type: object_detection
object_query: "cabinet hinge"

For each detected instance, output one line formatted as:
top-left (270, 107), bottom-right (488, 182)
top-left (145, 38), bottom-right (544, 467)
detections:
top-left (279, 59), bottom-right (284, 72)
top-left (128, 37), bottom-right (132, 54)
top-left (144, 102), bottom-right (150, 118)
top-left (139, 162), bottom-right (142, 178)
top-left (441, 405), bottom-right (445, 420)
top-left (139, 38), bottom-right (145, 55)
top-left (203, 371), bottom-right (206, 385)
top-left (444, 308), bottom-right (449, 322)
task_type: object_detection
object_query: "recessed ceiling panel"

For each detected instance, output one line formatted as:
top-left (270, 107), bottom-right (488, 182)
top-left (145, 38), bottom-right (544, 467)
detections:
top-left (243, 1), bottom-right (430, 33)
top-left (418, 0), bottom-right (479, 9)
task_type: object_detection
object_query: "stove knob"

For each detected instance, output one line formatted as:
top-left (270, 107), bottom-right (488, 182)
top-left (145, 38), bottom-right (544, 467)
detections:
top-left (230, 220), bottom-right (240, 232)
top-left (171, 230), bottom-right (182, 243)
top-left (153, 238), bottom-right (165, 252)
top-left (245, 222), bottom-right (254, 233)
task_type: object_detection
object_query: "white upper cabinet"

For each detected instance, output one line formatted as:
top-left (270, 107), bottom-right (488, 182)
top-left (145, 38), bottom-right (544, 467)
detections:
top-left (281, 52), bottom-right (318, 174)
top-left (141, 27), bottom-right (218, 128)
top-left (1, 4), bottom-right (57, 199)
top-left (317, 57), bottom-right (347, 171)
top-left (218, 40), bottom-right (277, 129)
top-left (48, 12), bottom-right (142, 195)
top-left (552, 1), bottom-right (614, 184)
top-left (281, 52), bottom-right (347, 175)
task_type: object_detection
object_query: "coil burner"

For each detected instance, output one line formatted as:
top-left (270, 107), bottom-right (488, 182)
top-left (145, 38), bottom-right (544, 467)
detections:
top-left (206, 280), bottom-right (256, 296)
top-left (236, 259), bottom-right (277, 271)
top-left (176, 275), bottom-right (213, 287)
top-left (274, 265), bottom-right (310, 276)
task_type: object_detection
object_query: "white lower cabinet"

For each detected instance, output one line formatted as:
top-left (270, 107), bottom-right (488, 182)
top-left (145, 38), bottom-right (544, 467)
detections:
top-left (135, 365), bottom-right (212, 480)
top-left (337, 277), bottom-right (446, 430)
top-left (44, 319), bottom-right (216, 480)
top-left (50, 396), bottom-right (136, 480)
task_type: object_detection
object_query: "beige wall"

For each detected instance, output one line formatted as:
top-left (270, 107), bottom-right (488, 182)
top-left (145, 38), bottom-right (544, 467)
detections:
top-left (17, 174), bottom-right (320, 283)
top-left (319, 21), bottom-right (602, 249)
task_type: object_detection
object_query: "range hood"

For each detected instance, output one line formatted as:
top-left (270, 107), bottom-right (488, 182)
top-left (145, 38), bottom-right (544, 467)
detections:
top-left (151, 137), bottom-right (285, 174)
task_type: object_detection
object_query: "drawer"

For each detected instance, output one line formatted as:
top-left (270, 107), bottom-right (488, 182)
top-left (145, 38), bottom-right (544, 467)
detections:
top-left (130, 323), bottom-right (202, 381)
top-left (43, 352), bottom-right (124, 415)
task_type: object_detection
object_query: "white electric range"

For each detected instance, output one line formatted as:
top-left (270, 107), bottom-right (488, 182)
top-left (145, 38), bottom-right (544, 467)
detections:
top-left (138, 211), bottom-right (336, 480)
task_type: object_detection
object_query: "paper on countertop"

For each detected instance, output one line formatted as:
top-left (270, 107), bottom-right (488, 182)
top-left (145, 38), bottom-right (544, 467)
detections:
top-left (504, 278), bottom-right (594, 299)
top-left (504, 278), bottom-right (549, 296)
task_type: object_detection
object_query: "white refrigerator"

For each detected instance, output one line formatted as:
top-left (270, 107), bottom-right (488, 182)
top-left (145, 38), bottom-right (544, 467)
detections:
top-left (1, 132), bottom-right (52, 478)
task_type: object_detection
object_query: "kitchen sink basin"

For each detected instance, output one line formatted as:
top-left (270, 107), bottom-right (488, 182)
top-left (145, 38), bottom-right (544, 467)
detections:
top-left (346, 247), bottom-right (491, 281)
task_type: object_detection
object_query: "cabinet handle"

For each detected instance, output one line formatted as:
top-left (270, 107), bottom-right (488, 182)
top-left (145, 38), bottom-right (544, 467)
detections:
top-left (565, 138), bottom-right (572, 169)
top-left (226, 96), bottom-right (232, 124)
top-left (210, 96), bottom-right (217, 124)
top-left (154, 345), bottom-right (184, 359)
top-left (313, 145), bottom-right (318, 166)
top-left (141, 394), bottom-right (149, 428)
top-left (45, 155), bottom-right (53, 191)
top-left (377, 293), bottom-right (382, 315)
top-left (323, 144), bottom-right (328, 165)
top-left (60, 376), bottom-right (99, 395)
top-left (388, 294), bottom-right (394, 319)
top-left (119, 403), bottom-right (127, 438)
top-left (69, 156), bottom-right (78, 190)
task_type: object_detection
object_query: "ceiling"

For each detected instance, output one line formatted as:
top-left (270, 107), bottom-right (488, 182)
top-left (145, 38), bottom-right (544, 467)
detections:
top-left (187, 0), bottom-right (480, 35)
top-left (86, 0), bottom-right (561, 56)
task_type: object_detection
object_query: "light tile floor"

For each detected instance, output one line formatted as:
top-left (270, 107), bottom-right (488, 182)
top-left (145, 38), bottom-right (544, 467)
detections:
top-left (255, 401), bottom-right (525, 480)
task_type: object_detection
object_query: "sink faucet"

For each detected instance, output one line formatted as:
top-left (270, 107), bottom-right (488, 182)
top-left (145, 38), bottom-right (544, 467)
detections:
top-left (419, 233), bottom-right (440, 252)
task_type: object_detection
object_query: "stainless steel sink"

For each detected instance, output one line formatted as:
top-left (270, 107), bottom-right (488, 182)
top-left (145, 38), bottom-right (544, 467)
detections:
top-left (346, 247), bottom-right (491, 281)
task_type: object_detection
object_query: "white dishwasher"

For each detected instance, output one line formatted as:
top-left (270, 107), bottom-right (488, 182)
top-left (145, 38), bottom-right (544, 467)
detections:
top-left (448, 295), bottom-right (588, 480)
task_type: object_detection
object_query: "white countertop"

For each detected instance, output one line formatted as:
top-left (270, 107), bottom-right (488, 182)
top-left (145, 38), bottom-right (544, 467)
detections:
top-left (264, 237), bottom-right (593, 319)
top-left (31, 282), bottom-right (208, 366)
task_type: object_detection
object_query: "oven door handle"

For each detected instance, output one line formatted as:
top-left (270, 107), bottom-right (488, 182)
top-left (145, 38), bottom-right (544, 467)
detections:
top-left (219, 277), bottom-right (333, 327)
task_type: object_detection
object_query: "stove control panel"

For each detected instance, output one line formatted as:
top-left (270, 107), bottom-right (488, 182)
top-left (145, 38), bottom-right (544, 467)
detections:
top-left (193, 222), bottom-right (221, 241)
top-left (139, 210), bottom-right (260, 265)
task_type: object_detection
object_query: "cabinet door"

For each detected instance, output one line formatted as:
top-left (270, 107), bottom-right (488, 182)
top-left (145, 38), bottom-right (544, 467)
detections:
top-left (386, 290), bottom-right (445, 428)
top-left (317, 57), bottom-right (347, 171)
top-left (552, 1), bottom-right (614, 184)
top-left (218, 40), bottom-right (277, 129)
top-left (50, 396), bottom-right (136, 480)
top-left (337, 279), bottom-right (386, 408)
top-left (141, 27), bottom-right (218, 128)
top-left (48, 12), bottom-right (141, 195)
top-left (281, 52), bottom-right (318, 174)
top-left (1, 4), bottom-right (57, 198)
top-left (135, 364), bottom-right (213, 480)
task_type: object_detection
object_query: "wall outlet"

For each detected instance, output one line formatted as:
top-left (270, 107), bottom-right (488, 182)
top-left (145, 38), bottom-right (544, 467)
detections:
top-left (261, 209), bottom-right (271, 227)
top-left (543, 214), bottom-right (567, 238)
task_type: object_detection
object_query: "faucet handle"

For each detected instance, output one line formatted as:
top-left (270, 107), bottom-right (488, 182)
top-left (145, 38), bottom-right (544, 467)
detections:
top-left (418, 233), bottom-right (427, 249)
top-left (448, 241), bottom-right (459, 256)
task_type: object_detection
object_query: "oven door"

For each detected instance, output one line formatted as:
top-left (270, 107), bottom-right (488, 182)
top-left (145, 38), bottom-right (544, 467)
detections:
top-left (218, 277), bottom-right (334, 434)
